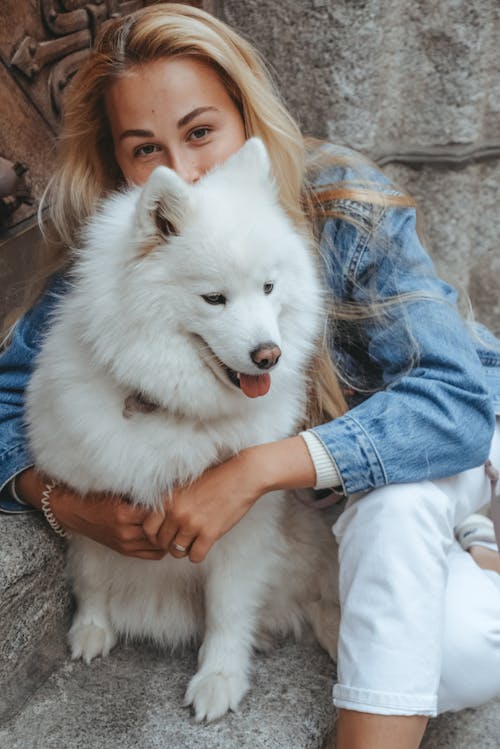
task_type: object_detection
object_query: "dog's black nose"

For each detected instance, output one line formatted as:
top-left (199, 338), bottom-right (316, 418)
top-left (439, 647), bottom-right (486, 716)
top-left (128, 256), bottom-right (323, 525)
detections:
top-left (250, 343), bottom-right (281, 370)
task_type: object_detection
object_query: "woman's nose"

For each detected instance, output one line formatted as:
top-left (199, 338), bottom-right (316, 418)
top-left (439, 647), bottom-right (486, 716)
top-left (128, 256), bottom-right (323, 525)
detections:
top-left (169, 151), bottom-right (201, 184)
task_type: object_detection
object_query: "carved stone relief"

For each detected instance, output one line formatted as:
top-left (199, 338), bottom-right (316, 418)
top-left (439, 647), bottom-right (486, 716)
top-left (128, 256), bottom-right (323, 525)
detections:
top-left (10, 1), bottom-right (149, 121)
top-left (0, 158), bottom-right (33, 228)
top-left (0, 0), bottom-right (210, 231)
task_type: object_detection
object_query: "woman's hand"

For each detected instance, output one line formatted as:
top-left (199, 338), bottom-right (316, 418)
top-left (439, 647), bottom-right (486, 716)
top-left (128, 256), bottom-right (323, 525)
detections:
top-left (16, 467), bottom-right (166, 560)
top-left (143, 449), bottom-right (264, 563)
top-left (143, 436), bottom-right (317, 563)
top-left (51, 487), bottom-right (168, 559)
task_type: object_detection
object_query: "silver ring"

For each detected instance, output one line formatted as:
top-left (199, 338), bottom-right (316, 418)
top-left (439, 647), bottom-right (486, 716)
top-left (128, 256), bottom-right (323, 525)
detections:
top-left (171, 541), bottom-right (188, 554)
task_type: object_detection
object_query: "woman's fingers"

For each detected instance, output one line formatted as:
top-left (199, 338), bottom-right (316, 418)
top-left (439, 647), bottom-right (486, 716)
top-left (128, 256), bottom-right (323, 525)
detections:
top-left (142, 508), bottom-right (166, 545)
top-left (119, 501), bottom-right (199, 560)
top-left (141, 504), bottom-right (193, 556)
top-left (156, 514), bottom-right (180, 551)
top-left (126, 549), bottom-right (168, 561)
top-left (169, 532), bottom-right (196, 559)
top-left (110, 498), bottom-right (150, 525)
top-left (109, 532), bottom-right (169, 558)
top-left (188, 535), bottom-right (212, 564)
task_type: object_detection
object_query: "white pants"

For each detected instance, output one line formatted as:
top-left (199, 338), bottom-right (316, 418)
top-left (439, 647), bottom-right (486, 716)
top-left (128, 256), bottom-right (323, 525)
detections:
top-left (332, 419), bottom-right (500, 716)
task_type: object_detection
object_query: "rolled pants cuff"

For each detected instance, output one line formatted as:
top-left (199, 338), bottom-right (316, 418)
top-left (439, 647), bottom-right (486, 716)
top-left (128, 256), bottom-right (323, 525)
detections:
top-left (333, 684), bottom-right (437, 717)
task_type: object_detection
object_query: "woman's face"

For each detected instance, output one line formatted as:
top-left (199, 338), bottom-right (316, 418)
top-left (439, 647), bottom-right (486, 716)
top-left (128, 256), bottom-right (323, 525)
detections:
top-left (105, 56), bottom-right (247, 185)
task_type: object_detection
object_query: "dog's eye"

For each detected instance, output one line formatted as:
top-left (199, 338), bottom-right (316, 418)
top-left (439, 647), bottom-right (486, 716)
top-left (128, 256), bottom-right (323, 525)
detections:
top-left (202, 293), bottom-right (226, 306)
top-left (263, 282), bottom-right (274, 295)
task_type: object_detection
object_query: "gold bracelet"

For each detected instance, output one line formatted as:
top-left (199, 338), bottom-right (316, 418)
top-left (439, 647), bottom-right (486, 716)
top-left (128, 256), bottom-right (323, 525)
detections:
top-left (40, 480), bottom-right (70, 539)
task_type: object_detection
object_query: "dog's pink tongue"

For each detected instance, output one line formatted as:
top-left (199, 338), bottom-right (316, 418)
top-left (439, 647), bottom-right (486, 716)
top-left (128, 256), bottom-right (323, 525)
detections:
top-left (239, 373), bottom-right (271, 398)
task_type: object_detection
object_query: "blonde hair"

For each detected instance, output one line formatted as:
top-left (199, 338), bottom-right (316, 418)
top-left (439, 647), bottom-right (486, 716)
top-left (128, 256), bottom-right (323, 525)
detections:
top-left (42, 3), bottom-right (307, 252)
top-left (10, 3), bottom-right (420, 425)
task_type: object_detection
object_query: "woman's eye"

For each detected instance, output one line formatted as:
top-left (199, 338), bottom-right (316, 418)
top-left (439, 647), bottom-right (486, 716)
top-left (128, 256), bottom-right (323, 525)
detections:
top-left (189, 127), bottom-right (210, 141)
top-left (202, 293), bottom-right (226, 305)
top-left (134, 144), bottom-right (160, 158)
top-left (263, 282), bottom-right (274, 295)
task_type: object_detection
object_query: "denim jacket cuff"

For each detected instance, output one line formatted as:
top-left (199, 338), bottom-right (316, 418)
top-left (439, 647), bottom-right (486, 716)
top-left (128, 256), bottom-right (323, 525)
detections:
top-left (0, 445), bottom-right (36, 513)
top-left (311, 413), bottom-right (388, 495)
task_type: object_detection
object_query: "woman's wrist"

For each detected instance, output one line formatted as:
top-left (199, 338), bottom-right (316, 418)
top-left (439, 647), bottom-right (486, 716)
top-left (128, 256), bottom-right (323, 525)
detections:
top-left (16, 467), bottom-right (70, 513)
top-left (15, 467), bottom-right (46, 510)
top-left (15, 467), bottom-right (70, 532)
top-left (242, 435), bottom-right (317, 496)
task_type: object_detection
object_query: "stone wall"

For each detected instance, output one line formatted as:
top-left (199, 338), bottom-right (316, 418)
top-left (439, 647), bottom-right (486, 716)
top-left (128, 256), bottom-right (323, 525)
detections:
top-left (218, 0), bottom-right (500, 334)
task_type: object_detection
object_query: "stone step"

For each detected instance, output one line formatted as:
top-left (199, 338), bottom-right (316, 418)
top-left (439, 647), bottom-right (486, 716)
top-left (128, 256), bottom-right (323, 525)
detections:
top-left (1, 638), bottom-right (499, 749)
top-left (1, 513), bottom-right (499, 748)
top-left (0, 512), bottom-right (337, 747)
top-left (0, 637), bottom-right (337, 748)
top-left (0, 513), bottom-right (70, 723)
top-left (421, 700), bottom-right (500, 749)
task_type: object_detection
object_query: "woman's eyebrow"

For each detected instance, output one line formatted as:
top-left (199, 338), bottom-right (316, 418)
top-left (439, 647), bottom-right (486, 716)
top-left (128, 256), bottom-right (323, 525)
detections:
top-left (118, 107), bottom-right (218, 141)
top-left (177, 106), bottom-right (218, 129)
top-left (119, 129), bottom-right (154, 141)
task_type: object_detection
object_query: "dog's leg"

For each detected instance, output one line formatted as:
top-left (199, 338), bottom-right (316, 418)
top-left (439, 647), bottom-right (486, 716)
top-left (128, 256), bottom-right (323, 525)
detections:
top-left (303, 553), bottom-right (340, 662)
top-left (69, 595), bottom-right (117, 664)
top-left (305, 598), bottom-right (340, 661)
top-left (184, 502), bottom-right (281, 722)
top-left (67, 542), bottom-right (117, 664)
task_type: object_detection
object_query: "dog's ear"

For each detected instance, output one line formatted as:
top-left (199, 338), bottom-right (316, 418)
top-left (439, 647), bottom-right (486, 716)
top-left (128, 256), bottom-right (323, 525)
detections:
top-left (221, 138), bottom-right (271, 183)
top-left (135, 166), bottom-right (190, 241)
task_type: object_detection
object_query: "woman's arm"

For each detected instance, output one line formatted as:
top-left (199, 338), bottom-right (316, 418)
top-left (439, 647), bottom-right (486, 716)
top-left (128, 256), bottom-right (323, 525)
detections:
top-left (0, 276), bottom-right (66, 512)
top-left (313, 203), bottom-right (495, 495)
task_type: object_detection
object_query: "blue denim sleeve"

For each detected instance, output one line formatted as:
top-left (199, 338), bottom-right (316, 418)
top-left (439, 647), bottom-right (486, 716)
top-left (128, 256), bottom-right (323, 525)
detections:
top-left (0, 274), bottom-right (68, 512)
top-left (312, 205), bottom-right (495, 494)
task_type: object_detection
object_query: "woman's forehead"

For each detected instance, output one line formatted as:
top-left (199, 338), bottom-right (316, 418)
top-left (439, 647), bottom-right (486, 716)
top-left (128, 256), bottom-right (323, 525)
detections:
top-left (105, 57), bottom-right (230, 121)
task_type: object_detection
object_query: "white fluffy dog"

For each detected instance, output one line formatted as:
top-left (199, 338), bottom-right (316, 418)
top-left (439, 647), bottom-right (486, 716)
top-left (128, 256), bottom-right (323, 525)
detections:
top-left (27, 139), bottom-right (339, 721)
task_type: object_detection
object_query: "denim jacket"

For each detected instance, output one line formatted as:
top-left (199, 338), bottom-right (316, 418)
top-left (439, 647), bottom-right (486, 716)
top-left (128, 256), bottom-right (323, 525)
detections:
top-left (1, 147), bottom-right (499, 509)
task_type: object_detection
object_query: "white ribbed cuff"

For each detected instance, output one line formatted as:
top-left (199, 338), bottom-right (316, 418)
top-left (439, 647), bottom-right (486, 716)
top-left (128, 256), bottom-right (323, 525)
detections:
top-left (9, 474), bottom-right (29, 506)
top-left (300, 430), bottom-right (341, 490)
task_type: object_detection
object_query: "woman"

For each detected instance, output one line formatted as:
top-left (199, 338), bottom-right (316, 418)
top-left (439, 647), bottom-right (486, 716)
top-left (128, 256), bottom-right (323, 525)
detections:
top-left (1, 4), bottom-right (499, 747)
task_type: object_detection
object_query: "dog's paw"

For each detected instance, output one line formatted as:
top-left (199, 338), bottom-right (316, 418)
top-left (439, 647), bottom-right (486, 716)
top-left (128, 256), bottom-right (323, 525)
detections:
top-left (68, 620), bottom-right (117, 664)
top-left (184, 670), bottom-right (249, 722)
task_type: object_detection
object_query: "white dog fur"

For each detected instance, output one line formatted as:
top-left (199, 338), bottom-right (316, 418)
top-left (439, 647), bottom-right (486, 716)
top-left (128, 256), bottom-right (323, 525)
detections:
top-left (27, 138), bottom-right (339, 722)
